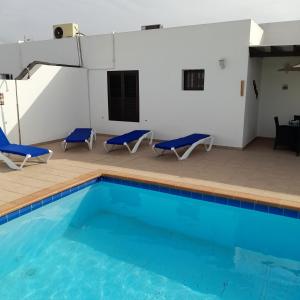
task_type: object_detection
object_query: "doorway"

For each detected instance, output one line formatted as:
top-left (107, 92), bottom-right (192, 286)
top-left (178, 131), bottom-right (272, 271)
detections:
top-left (107, 70), bottom-right (139, 122)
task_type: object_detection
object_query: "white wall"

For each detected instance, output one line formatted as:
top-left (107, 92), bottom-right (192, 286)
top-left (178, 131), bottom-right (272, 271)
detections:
top-left (0, 43), bottom-right (22, 78)
top-left (257, 57), bottom-right (300, 138)
top-left (243, 58), bottom-right (262, 146)
top-left (0, 66), bottom-right (90, 145)
top-left (0, 35), bottom-right (115, 79)
top-left (0, 80), bottom-right (19, 143)
top-left (249, 21), bottom-right (264, 46)
top-left (16, 65), bottom-right (90, 144)
top-left (20, 38), bottom-right (80, 68)
top-left (81, 34), bottom-right (114, 69)
top-left (89, 20), bottom-right (252, 147)
top-left (260, 20), bottom-right (300, 46)
top-left (0, 19), bottom-right (272, 147)
top-left (0, 38), bottom-right (80, 78)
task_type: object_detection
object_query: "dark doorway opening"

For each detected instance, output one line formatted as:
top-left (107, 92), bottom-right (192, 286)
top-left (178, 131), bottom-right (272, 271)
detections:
top-left (107, 70), bottom-right (139, 122)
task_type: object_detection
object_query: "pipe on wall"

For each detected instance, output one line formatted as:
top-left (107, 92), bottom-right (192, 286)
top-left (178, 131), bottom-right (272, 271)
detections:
top-left (14, 80), bottom-right (22, 144)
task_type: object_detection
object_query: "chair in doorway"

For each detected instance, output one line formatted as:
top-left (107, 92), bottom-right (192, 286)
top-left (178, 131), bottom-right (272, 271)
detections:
top-left (273, 116), bottom-right (293, 150)
top-left (294, 115), bottom-right (300, 121)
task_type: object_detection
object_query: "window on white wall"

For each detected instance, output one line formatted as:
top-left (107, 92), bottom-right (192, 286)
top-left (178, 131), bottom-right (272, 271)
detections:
top-left (183, 69), bottom-right (205, 90)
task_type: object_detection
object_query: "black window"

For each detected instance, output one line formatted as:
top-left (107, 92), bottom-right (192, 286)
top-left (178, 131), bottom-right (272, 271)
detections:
top-left (183, 69), bottom-right (205, 90)
top-left (107, 71), bottom-right (139, 122)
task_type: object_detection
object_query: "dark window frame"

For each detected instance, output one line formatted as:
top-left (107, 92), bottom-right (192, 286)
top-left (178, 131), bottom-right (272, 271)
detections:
top-left (107, 70), bottom-right (139, 122)
top-left (182, 69), bottom-right (205, 91)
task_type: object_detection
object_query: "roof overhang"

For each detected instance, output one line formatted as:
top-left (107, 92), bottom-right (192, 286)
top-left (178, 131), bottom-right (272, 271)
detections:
top-left (249, 45), bottom-right (300, 57)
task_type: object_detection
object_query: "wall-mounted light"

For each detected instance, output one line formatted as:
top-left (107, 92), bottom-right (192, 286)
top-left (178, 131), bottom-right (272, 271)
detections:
top-left (218, 58), bottom-right (226, 69)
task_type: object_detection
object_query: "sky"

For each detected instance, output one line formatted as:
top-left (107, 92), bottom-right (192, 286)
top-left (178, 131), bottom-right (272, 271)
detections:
top-left (0, 0), bottom-right (299, 42)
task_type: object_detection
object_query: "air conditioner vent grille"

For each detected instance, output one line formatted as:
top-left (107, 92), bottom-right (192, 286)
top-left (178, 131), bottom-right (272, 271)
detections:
top-left (141, 24), bottom-right (163, 30)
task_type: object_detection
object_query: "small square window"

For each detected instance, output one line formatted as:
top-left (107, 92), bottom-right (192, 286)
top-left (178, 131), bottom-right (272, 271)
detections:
top-left (183, 69), bottom-right (205, 90)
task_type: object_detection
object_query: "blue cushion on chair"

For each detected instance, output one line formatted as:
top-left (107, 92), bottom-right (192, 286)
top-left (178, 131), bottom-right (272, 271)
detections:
top-left (0, 144), bottom-right (49, 157)
top-left (65, 128), bottom-right (93, 143)
top-left (154, 134), bottom-right (210, 150)
top-left (0, 128), bottom-right (10, 147)
top-left (106, 130), bottom-right (150, 145)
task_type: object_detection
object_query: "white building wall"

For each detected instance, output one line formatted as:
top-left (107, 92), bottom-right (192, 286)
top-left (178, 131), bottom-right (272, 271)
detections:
top-left (0, 43), bottom-right (22, 78)
top-left (0, 80), bottom-right (19, 143)
top-left (0, 19), bottom-right (267, 147)
top-left (89, 20), bottom-right (252, 147)
top-left (249, 21), bottom-right (264, 46)
top-left (80, 34), bottom-right (115, 69)
top-left (242, 58), bottom-right (262, 146)
top-left (257, 57), bottom-right (300, 138)
top-left (17, 65), bottom-right (90, 145)
top-left (0, 66), bottom-right (90, 145)
top-left (260, 20), bottom-right (300, 46)
top-left (20, 38), bottom-right (80, 68)
top-left (0, 38), bottom-right (80, 78)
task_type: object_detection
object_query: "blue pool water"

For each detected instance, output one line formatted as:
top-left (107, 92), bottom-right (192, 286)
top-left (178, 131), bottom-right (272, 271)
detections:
top-left (0, 180), bottom-right (300, 299)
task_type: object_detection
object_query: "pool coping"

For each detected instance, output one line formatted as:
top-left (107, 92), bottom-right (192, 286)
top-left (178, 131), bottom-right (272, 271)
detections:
top-left (0, 167), bottom-right (300, 221)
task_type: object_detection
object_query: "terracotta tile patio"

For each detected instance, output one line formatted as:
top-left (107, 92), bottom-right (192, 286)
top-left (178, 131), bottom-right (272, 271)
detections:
top-left (0, 136), bottom-right (299, 214)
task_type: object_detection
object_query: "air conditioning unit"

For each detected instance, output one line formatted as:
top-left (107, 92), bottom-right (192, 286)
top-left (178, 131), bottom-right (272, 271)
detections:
top-left (53, 23), bottom-right (79, 39)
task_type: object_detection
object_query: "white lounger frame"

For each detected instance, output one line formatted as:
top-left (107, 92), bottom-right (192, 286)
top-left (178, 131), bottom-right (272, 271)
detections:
top-left (0, 150), bottom-right (53, 170)
top-left (104, 131), bottom-right (154, 154)
top-left (153, 135), bottom-right (214, 160)
top-left (62, 129), bottom-right (96, 151)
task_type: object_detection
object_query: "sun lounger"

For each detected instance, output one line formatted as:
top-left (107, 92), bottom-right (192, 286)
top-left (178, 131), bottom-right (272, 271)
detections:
top-left (104, 130), bottom-right (153, 153)
top-left (62, 128), bottom-right (96, 151)
top-left (153, 133), bottom-right (213, 160)
top-left (0, 128), bottom-right (53, 170)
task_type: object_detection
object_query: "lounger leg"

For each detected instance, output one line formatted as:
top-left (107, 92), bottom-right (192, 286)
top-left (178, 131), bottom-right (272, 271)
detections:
top-left (204, 136), bottom-right (214, 152)
top-left (0, 152), bottom-right (22, 170)
top-left (61, 141), bottom-right (67, 152)
top-left (86, 130), bottom-right (96, 151)
top-left (45, 150), bottom-right (53, 163)
top-left (35, 150), bottom-right (53, 164)
top-left (19, 154), bottom-right (31, 170)
top-left (130, 138), bottom-right (142, 153)
top-left (103, 142), bottom-right (114, 152)
top-left (171, 148), bottom-right (182, 160)
top-left (152, 145), bottom-right (165, 156)
top-left (149, 131), bottom-right (154, 145)
top-left (85, 139), bottom-right (92, 151)
top-left (176, 136), bottom-right (214, 160)
top-left (124, 142), bottom-right (133, 153)
top-left (175, 143), bottom-right (199, 160)
top-left (130, 131), bottom-right (154, 153)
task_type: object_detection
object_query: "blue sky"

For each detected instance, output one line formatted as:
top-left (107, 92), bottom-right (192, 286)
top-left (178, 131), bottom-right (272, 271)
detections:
top-left (0, 0), bottom-right (299, 42)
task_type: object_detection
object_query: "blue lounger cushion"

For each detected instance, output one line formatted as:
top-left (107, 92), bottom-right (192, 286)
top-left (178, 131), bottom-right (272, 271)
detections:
top-left (154, 133), bottom-right (210, 150)
top-left (65, 128), bottom-right (93, 143)
top-left (106, 130), bottom-right (150, 145)
top-left (0, 127), bottom-right (49, 157)
top-left (0, 144), bottom-right (49, 157)
top-left (0, 127), bottom-right (52, 170)
top-left (0, 127), bottom-right (10, 147)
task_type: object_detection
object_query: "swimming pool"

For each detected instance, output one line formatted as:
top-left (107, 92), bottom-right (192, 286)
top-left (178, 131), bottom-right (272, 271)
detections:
top-left (0, 177), bottom-right (299, 299)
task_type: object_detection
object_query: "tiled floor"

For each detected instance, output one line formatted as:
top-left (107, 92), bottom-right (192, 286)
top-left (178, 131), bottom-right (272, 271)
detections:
top-left (0, 136), bottom-right (300, 211)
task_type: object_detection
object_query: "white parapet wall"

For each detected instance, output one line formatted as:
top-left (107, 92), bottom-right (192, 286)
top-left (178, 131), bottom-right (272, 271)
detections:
top-left (0, 38), bottom-right (80, 79)
top-left (260, 20), bottom-right (300, 46)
